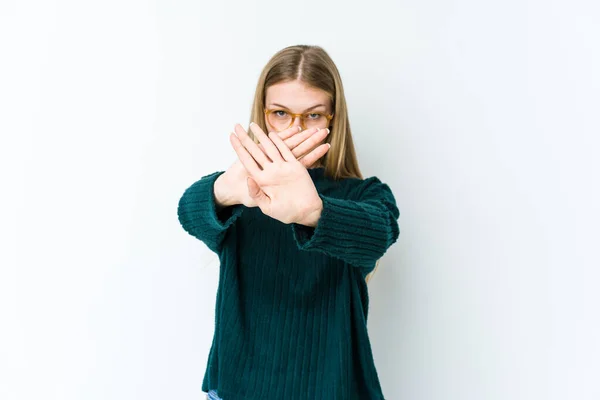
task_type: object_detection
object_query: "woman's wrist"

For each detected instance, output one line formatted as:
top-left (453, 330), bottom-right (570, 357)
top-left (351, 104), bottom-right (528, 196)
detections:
top-left (214, 174), bottom-right (236, 209)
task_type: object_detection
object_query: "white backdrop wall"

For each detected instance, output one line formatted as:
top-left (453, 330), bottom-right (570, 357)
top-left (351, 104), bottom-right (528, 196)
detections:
top-left (1, 1), bottom-right (599, 399)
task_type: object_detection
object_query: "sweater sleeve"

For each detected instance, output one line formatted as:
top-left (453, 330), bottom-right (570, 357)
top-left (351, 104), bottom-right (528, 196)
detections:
top-left (177, 170), bottom-right (245, 254)
top-left (290, 176), bottom-right (400, 268)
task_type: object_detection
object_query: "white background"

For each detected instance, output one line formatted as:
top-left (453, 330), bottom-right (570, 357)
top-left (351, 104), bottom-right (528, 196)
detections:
top-left (1, 1), bottom-right (599, 399)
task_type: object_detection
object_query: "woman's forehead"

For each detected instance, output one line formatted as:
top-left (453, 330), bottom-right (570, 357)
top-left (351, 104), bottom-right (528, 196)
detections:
top-left (266, 82), bottom-right (330, 110)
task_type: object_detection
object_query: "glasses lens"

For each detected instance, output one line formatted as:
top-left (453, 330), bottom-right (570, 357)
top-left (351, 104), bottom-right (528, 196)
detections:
top-left (267, 110), bottom-right (292, 131)
top-left (302, 113), bottom-right (328, 129)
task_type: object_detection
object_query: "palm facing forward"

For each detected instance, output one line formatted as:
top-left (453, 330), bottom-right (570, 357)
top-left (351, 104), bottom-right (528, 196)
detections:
top-left (229, 122), bottom-right (330, 226)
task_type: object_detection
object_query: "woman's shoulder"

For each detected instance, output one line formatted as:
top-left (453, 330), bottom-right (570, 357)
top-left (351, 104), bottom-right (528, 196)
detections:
top-left (352, 175), bottom-right (395, 201)
top-left (325, 172), bottom-right (393, 202)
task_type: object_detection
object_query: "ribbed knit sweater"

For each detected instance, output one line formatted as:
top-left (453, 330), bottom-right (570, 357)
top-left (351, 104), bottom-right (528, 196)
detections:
top-left (177, 166), bottom-right (400, 400)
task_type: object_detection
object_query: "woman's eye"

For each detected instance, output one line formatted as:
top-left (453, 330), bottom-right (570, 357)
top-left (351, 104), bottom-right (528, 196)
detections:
top-left (274, 110), bottom-right (288, 117)
top-left (307, 113), bottom-right (320, 119)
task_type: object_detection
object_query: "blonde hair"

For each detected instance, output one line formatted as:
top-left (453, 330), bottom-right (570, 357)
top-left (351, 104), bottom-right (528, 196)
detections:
top-left (246, 44), bottom-right (381, 284)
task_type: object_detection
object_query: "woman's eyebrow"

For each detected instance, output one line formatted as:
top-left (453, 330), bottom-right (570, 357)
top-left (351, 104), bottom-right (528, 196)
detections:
top-left (270, 103), bottom-right (326, 112)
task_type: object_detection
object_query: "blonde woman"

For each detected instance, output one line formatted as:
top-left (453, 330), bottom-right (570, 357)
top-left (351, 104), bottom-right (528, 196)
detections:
top-left (177, 44), bottom-right (400, 400)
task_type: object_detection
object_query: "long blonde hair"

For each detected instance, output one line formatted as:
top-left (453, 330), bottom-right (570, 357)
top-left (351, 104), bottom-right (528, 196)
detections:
top-left (246, 44), bottom-right (381, 284)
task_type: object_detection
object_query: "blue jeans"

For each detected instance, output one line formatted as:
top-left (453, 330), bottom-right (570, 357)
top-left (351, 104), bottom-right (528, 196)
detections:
top-left (207, 389), bottom-right (222, 400)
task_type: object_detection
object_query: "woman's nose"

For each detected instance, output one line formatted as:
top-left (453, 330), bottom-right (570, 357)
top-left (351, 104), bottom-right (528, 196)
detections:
top-left (291, 117), bottom-right (303, 131)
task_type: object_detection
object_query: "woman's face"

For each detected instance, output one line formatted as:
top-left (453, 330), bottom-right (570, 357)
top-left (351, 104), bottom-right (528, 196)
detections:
top-left (264, 79), bottom-right (332, 146)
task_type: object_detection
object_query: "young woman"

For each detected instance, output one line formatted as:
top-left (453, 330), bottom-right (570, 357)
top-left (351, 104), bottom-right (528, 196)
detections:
top-left (177, 44), bottom-right (400, 400)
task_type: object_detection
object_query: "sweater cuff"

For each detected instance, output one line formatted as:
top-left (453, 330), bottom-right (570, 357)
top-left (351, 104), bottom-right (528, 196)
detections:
top-left (206, 172), bottom-right (245, 230)
top-left (202, 171), bottom-right (244, 231)
top-left (177, 171), bottom-right (245, 252)
top-left (290, 192), bottom-right (398, 267)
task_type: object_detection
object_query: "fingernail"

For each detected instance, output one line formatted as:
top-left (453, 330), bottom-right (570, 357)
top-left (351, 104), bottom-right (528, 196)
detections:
top-left (326, 128), bottom-right (330, 134)
top-left (249, 122), bottom-right (255, 127)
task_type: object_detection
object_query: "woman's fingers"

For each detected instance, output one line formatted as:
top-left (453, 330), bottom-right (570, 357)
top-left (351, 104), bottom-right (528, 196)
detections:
top-left (229, 129), bottom-right (263, 176)
top-left (238, 123), bottom-right (330, 167)
top-left (298, 143), bottom-right (331, 167)
top-left (288, 128), bottom-right (329, 159)
top-left (268, 130), bottom-right (297, 163)
top-left (233, 124), bottom-right (273, 168)
top-left (271, 124), bottom-right (302, 141)
top-left (281, 127), bottom-right (318, 150)
top-left (248, 122), bottom-right (285, 163)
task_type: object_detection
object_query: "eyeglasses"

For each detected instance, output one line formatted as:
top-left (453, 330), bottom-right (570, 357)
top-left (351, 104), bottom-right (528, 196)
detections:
top-left (264, 108), bottom-right (334, 131)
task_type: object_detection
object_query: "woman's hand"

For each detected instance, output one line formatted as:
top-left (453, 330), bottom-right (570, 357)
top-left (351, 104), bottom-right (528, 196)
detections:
top-left (227, 122), bottom-right (330, 225)
top-left (216, 123), bottom-right (330, 209)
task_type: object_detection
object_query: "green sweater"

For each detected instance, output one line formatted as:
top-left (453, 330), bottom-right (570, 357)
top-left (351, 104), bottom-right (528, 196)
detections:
top-left (177, 166), bottom-right (400, 400)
